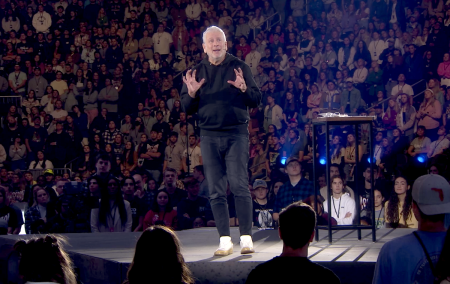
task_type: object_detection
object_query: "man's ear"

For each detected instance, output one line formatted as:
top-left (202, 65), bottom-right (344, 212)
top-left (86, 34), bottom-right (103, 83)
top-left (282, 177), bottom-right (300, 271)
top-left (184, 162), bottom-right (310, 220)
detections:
top-left (202, 43), bottom-right (206, 53)
top-left (278, 226), bottom-right (282, 240)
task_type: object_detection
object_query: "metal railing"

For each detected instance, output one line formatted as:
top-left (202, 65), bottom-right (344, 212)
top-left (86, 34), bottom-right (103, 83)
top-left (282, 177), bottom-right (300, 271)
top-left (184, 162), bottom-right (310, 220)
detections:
top-left (251, 12), bottom-right (280, 40)
top-left (364, 79), bottom-right (426, 111)
top-left (0, 95), bottom-right (22, 107)
top-left (64, 157), bottom-right (80, 171)
top-left (23, 168), bottom-right (72, 181)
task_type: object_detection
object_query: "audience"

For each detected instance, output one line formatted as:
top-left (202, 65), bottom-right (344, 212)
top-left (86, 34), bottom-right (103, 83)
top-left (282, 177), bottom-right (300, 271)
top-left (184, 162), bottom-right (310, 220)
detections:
top-left (0, 3), bottom-right (448, 283)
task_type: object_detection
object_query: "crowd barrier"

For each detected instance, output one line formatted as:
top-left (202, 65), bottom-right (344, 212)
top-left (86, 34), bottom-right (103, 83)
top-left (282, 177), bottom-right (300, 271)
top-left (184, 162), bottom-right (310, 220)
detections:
top-left (23, 168), bottom-right (72, 181)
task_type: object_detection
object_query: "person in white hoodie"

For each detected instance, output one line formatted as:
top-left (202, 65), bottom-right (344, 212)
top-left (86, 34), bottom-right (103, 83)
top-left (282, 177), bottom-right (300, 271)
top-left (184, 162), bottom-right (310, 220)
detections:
top-left (323, 175), bottom-right (355, 225)
top-left (185, 0), bottom-right (202, 23)
top-left (32, 4), bottom-right (52, 33)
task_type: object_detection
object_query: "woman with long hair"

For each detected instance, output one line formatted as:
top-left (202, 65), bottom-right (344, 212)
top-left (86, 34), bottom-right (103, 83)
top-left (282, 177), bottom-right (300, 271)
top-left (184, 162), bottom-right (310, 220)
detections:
top-left (323, 175), bottom-right (355, 225)
top-left (353, 40), bottom-right (371, 65)
top-left (91, 177), bottom-right (132, 232)
top-left (121, 141), bottom-right (137, 173)
top-left (123, 226), bottom-right (194, 284)
top-left (9, 135), bottom-right (27, 171)
top-left (83, 81), bottom-right (99, 124)
top-left (14, 235), bottom-right (77, 284)
top-left (297, 81), bottom-right (310, 118)
top-left (89, 134), bottom-right (104, 156)
top-left (282, 91), bottom-right (298, 125)
top-left (143, 190), bottom-right (177, 230)
top-left (22, 90), bottom-right (40, 117)
top-left (76, 145), bottom-right (95, 174)
top-left (382, 98), bottom-right (398, 136)
top-left (29, 150), bottom-right (54, 170)
top-left (123, 30), bottom-right (139, 60)
top-left (153, 100), bottom-right (170, 122)
top-left (416, 89), bottom-right (442, 141)
top-left (97, 7), bottom-right (109, 26)
top-left (169, 99), bottom-right (182, 125)
top-left (25, 185), bottom-right (54, 234)
top-left (330, 135), bottom-right (345, 165)
top-left (306, 84), bottom-right (321, 119)
top-left (344, 133), bottom-right (363, 181)
top-left (385, 176), bottom-right (418, 228)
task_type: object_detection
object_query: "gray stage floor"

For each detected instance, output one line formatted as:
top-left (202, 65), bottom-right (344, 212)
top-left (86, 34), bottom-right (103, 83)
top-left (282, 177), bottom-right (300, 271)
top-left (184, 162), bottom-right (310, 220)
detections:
top-left (0, 228), bottom-right (413, 284)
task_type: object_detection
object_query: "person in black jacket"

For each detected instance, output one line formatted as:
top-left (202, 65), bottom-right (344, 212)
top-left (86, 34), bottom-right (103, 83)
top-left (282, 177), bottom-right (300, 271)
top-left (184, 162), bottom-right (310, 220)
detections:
top-left (246, 202), bottom-right (340, 284)
top-left (181, 26), bottom-right (261, 256)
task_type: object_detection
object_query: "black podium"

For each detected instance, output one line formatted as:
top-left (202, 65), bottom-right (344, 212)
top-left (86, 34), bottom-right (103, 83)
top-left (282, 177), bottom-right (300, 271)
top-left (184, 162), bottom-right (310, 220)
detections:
top-left (312, 115), bottom-right (376, 243)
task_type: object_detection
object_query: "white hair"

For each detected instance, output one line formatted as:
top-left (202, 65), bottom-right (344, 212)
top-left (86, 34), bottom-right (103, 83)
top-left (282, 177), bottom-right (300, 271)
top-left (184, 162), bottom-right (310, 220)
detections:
top-left (202, 26), bottom-right (226, 44)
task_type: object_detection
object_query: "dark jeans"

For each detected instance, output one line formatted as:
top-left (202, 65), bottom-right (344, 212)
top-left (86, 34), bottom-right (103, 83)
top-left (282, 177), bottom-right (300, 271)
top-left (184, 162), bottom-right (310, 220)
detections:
top-left (201, 134), bottom-right (252, 237)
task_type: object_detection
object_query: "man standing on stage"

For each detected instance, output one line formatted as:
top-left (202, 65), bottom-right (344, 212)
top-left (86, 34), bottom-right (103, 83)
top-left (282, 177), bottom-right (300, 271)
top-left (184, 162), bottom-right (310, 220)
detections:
top-left (181, 26), bottom-right (262, 256)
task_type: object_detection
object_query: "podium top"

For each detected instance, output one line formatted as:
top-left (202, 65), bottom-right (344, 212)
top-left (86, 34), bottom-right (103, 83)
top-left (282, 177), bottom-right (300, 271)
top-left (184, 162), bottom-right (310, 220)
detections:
top-left (312, 116), bottom-right (375, 124)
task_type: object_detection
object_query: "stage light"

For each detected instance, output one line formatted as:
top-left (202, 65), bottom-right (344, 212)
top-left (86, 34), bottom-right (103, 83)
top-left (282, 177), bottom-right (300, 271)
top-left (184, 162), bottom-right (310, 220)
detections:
top-left (367, 157), bottom-right (372, 163)
top-left (417, 155), bottom-right (426, 163)
top-left (319, 157), bottom-right (326, 165)
top-left (281, 157), bottom-right (287, 165)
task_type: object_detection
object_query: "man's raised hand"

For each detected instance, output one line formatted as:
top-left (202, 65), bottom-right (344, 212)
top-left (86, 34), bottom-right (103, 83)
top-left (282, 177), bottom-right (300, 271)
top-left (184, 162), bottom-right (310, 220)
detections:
top-left (183, 69), bottom-right (205, 98)
top-left (227, 68), bottom-right (247, 92)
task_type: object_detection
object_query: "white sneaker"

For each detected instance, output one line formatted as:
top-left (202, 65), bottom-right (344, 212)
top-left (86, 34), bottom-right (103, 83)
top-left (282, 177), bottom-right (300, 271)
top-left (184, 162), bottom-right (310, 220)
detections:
top-left (214, 236), bottom-right (233, 256)
top-left (240, 235), bottom-right (255, 254)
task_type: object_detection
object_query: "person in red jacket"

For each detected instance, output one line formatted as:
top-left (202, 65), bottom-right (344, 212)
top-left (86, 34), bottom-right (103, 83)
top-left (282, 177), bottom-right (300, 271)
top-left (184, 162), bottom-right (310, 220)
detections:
top-left (143, 189), bottom-right (177, 230)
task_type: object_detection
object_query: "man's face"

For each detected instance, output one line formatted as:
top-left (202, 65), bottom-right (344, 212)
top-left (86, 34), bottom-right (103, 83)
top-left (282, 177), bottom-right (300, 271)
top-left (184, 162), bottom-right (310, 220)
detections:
top-left (122, 179), bottom-right (135, 195)
top-left (96, 159), bottom-right (111, 174)
top-left (330, 166), bottom-right (339, 177)
top-left (375, 132), bottom-right (383, 142)
top-left (318, 176), bottom-right (326, 188)
top-left (254, 187), bottom-right (268, 200)
top-left (150, 131), bottom-right (157, 140)
top-left (187, 183), bottom-right (200, 197)
top-left (409, 45), bottom-right (415, 54)
top-left (180, 112), bottom-right (186, 121)
top-left (202, 30), bottom-right (227, 61)
top-left (286, 161), bottom-right (301, 176)
top-left (289, 130), bottom-right (296, 139)
top-left (164, 171), bottom-right (177, 187)
top-left (133, 175), bottom-right (143, 191)
top-left (56, 181), bottom-right (67, 195)
top-left (189, 136), bottom-right (196, 146)
top-left (169, 135), bottom-right (177, 144)
top-left (363, 168), bottom-right (376, 182)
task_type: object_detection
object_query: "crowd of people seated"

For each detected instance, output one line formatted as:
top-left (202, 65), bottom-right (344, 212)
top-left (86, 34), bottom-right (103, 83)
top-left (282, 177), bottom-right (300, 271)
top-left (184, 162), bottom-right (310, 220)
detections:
top-left (1, 0), bottom-right (450, 235)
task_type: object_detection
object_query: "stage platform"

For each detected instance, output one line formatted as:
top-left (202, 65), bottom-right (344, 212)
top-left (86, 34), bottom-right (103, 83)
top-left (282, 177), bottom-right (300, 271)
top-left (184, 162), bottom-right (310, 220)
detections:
top-left (0, 228), bottom-right (414, 284)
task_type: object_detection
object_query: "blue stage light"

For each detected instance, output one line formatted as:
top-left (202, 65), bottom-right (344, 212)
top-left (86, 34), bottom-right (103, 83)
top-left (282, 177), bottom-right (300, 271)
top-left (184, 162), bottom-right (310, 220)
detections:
top-left (319, 157), bottom-right (326, 165)
top-left (417, 156), bottom-right (425, 163)
top-left (281, 157), bottom-right (287, 165)
top-left (367, 157), bottom-right (371, 163)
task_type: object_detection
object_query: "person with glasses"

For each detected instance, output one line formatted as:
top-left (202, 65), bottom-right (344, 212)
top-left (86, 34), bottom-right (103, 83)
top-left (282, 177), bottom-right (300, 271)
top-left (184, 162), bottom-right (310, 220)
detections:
top-left (90, 177), bottom-right (132, 232)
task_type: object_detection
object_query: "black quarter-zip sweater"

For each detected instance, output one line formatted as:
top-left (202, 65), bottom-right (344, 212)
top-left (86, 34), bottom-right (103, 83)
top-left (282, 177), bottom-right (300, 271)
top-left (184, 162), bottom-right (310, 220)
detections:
top-left (181, 53), bottom-right (262, 136)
